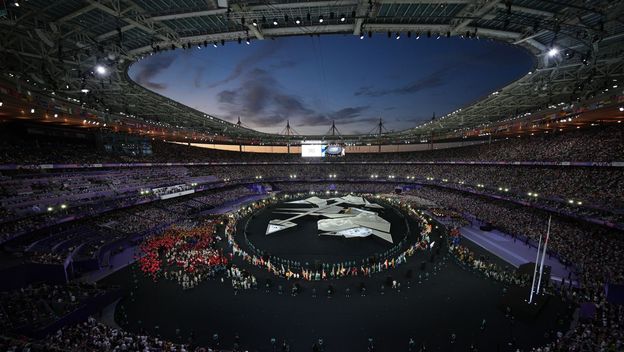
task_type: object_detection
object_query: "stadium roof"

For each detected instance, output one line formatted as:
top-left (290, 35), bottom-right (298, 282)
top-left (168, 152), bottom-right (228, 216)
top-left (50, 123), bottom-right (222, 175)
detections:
top-left (1, 0), bottom-right (623, 142)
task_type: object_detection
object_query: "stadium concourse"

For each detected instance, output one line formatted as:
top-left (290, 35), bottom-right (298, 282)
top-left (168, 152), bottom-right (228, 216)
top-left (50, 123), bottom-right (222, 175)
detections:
top-left (2, 0), bottom-right (624, 351)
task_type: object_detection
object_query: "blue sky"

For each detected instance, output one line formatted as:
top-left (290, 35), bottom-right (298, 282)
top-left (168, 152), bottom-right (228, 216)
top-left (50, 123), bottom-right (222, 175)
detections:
top-left (129, 34), bottom-right (533, 134)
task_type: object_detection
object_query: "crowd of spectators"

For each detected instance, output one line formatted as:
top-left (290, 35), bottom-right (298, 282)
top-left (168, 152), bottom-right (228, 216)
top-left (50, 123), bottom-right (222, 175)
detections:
top-left (190, 164), bottom-right (624, 212)
top-left (45, 316), bottom-right (195, 352)
top-left (0, 186), bottom-right (258, 275)
top-left (1, 124), bottom-right (622, 164)
top-left (0, 166), bottom-right (202, 223)
top-left (408, 187), bottom-right (624, 286)
top-left (271, 182), bottom-right (396, 194)
top-left (0, 283), bottom-right (106, 332)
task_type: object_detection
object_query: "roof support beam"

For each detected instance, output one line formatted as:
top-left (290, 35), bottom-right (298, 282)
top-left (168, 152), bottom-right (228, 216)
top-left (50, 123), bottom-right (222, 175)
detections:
top-left (494, 3), bottom-right (555, 18)
top-left (378, 0), bottom-right (469, 3)
top-left (454, 0), bottom-right (502, 33)
top-left (353, 0), bottom-right (371, 36)
top-left (87, 0), bottom-right (172, 43)
top-left (264, 24), bottom-right (353, 36)
top-left (96, 24), bottom-right (137, 41)
top-left (247, 1), bottom-right (357, 11)
top-left (230, 4), bottom-right (265, 40)
top-left (525, 38), bottom-right (547, 51)
top-left (246, 24), bottom-right (265, 40)
top-left (149, 9), bottom-right (227, 21)
top-left (54, 3), bottom-right (97, 23)
top-left (149, 2), bottom-right (357, 22)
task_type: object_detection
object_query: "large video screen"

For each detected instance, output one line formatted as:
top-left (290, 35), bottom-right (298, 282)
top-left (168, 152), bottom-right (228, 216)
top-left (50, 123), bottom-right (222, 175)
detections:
top-left (301, 144), bottom-right (345, 157)
top-left (325, 145), bottom-right (345, 157)
top-left (301, 144), bottom-right (325, 157)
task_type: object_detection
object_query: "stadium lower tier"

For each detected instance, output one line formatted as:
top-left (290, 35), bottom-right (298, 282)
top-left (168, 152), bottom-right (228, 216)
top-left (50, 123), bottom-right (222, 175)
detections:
top-left (1, 163), bottom-right (623, 243)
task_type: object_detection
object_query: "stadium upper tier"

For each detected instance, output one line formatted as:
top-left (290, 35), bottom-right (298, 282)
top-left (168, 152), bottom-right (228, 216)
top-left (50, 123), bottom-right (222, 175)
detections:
top-left (1, 123), bottom-right (622, 164)
top-left (1, 124), bottom-right (623, 244)
top-left (1, 1), bottom-right (623, 141)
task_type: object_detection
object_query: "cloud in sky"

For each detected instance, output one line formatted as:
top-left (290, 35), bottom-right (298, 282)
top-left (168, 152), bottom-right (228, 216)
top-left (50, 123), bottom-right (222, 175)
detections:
top-left (354, 62), bottom-right (458, 97)
top-left (216, 68), bottom-right (374, 131)
top-left (132, 54), bottom-right (175, 90)
top-left (355, 72), bottom-right (446, 97)
top-left (206, 41), bottom-right (283, 89)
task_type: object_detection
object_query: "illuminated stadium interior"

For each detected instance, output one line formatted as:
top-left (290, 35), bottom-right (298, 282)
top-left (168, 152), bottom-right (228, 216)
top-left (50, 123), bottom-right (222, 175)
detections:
top-left (0, 1), bottom-right (624, 351)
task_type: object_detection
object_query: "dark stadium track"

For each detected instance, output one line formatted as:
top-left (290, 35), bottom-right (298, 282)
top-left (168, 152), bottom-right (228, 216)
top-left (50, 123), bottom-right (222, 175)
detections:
top-left (101, 225), bottom-right (572, 352)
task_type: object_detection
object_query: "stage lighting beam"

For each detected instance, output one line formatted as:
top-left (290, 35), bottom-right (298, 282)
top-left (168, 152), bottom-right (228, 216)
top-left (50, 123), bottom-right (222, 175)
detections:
top-left (547, 47), bottom-right (559, 57)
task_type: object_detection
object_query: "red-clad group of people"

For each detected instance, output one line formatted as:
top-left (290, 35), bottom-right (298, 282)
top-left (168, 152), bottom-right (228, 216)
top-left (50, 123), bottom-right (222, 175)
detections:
top-left (137, 222), bottom-right (228, 285)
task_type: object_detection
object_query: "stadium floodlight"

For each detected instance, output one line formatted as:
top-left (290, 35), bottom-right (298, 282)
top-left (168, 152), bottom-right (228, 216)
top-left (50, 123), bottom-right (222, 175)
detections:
top-left (47, 206), bottom-right (53, 212)
top-left (95, 65), bottom-right (107, 75)
top-left (547, 47), bottom-right (559, 57)
top-left (60, 204), bottom-right (67, 209)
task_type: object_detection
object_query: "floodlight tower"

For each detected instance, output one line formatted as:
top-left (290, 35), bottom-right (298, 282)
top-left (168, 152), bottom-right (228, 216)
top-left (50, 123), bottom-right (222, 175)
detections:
top-left (279, 120), bottom-right (299, 154)
top-left (325, 120), bottom-right (343, 142)
top-left (367, 118), bottom-right (388, 152)
top-left (235, 116), bottom-right (250, 152)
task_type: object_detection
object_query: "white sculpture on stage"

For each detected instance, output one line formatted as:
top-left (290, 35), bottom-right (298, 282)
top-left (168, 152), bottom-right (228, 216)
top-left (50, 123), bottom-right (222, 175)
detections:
top-left (265, 195), bottom-right (393, 243)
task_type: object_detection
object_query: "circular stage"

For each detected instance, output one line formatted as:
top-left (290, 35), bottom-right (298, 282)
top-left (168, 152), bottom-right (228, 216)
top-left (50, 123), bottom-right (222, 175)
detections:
top-left (238, 196), bottom-right (412, 265)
